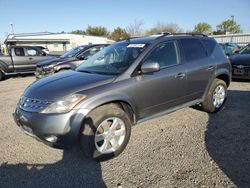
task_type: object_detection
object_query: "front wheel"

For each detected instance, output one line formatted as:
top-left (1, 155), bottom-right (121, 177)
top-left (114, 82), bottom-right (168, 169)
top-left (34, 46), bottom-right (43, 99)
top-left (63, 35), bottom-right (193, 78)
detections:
top-left (0, 70), bottom-right (5, 81)
top-left (80, 104), bottom-right (132, 161)
top-left (202, 79), bottom-right (227, 113)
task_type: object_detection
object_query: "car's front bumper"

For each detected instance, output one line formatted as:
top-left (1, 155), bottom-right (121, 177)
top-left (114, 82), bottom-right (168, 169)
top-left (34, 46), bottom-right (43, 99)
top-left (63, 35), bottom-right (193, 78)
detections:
top-left (232, 65), bottom-right (250, 79)
top-left (13, 107), bottom-right (89, 149)
top-left (35, 67), bottom-right (55, 79)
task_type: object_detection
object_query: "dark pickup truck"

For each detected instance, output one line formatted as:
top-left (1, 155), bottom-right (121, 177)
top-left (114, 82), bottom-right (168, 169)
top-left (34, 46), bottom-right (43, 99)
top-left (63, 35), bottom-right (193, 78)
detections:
top-left (0, 46), bottom-right (55, 80)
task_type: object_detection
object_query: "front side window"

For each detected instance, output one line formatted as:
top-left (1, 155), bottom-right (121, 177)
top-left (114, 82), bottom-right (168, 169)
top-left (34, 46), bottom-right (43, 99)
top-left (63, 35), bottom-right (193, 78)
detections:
top-left (77, 42), bottom-right (147, 75)
top-left (14, 48), bottom-right (25, 56)
top-left (26, 48), bottom-right (42, 56)
top-left (180, 38), bottom-right (207, 62)
top-left (144, 42), bottom-right (180, 68)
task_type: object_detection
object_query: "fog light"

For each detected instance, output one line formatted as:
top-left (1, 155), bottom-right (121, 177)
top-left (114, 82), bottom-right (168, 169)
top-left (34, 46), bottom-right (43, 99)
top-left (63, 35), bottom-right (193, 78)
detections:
top-left (45, 136), bottom-right (58, 143)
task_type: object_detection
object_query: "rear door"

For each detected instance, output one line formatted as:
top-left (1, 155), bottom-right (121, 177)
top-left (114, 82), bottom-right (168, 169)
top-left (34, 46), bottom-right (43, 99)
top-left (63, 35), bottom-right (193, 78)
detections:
top-left (179, 38), bottom-right (216, 101)
top-left (135, 40), bottom-right (188, 119)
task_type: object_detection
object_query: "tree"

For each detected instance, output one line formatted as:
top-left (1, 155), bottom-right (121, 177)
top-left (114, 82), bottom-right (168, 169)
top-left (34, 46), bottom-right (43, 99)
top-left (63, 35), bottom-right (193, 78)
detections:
top-left (215, 19), bottom-right (242, 34)
top-left (71, 30), bottom-right (86, 35)
top-left (126, 19), bottom-right (145, 37)
top-left (85, 25), bottom-right (109, 37)
top-left (146, 22), bottom-right (183, 35)
top-left (110, 27), bottom-right (130, 41)
top-left (194, 22), bottom-right (212, 34)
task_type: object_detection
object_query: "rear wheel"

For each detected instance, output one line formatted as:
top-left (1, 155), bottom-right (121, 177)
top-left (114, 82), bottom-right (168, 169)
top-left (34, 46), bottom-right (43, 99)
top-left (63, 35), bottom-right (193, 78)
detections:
top-left (80, 104), bottom-right (131, 161)
top-left (202, 79), bottom-right (227, 113)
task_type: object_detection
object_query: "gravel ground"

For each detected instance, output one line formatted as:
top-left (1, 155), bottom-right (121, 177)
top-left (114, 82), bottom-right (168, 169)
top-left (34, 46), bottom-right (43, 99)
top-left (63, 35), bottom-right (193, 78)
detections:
top-left (0, 76), bottom-right (249, 188)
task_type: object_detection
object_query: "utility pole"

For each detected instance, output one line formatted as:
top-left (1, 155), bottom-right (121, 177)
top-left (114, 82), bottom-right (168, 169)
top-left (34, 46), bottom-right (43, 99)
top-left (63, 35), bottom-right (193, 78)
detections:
top-left (10, 23), bottom-right (14, 34)
top-left (231, 15), bottom-right (234, 22)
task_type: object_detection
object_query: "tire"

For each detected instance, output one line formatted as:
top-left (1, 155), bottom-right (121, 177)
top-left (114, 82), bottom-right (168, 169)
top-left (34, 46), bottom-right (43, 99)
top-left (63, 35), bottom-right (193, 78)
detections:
top-left (0, 70), bottom-right (5, 81)
top-left (202, 78), bottom-right (227, 113)
top-left (80, 104), bottom-right (132, 161)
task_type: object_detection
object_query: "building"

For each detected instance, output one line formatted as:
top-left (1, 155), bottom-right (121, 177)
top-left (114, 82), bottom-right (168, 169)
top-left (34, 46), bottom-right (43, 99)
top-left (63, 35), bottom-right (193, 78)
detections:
top-left (4, 32), bottom-right (113, 53)
top-left (210, 33), bottom-right (250, 46)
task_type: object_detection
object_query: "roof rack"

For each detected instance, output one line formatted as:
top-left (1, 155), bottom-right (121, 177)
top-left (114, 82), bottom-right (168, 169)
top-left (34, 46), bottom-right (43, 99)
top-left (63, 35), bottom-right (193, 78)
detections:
top-left (172, 33), bottom-right (208, 37)
top-left (154, 32), bottom-right (207, 40)
top-left (126, 36), bottom-right (140, 41)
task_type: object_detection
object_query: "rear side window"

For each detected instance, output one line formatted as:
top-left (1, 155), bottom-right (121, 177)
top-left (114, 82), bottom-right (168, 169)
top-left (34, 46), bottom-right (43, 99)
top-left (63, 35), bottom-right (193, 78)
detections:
top-left (180, 39), bottom-right (207, 62)
top-left (201, 39), bottom-right (216, 55)
top-left (14, 48), bottom-right (25, 56)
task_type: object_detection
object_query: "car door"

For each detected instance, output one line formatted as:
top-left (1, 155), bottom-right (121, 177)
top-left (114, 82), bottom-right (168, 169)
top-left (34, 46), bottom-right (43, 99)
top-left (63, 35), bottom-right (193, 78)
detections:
top-left (135, 41), bottom-right (188, 119)
top-left (179, 38), bottom-right (216, 101)
top-left (25, 47), bottom-right (50, 71)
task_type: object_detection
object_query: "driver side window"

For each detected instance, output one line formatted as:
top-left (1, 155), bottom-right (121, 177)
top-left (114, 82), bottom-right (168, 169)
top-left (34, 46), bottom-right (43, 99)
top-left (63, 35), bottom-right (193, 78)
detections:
top-left (26, 47), bottom-right (42, 56)
top-left (144, 41), bottom-right (180, 69)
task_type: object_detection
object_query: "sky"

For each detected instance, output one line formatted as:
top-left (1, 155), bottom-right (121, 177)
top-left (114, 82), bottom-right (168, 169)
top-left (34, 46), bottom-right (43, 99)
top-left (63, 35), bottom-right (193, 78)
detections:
top-left (0, 0), bottom-right (250, 43)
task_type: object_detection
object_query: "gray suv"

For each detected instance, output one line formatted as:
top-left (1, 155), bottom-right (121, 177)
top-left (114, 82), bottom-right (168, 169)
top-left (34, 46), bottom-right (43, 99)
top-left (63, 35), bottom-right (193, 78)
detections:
top-left (13, 33), bottom-right (231, 161)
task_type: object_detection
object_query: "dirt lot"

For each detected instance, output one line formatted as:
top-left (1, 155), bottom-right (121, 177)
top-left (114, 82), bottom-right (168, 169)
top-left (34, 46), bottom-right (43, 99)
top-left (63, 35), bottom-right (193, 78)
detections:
top-left (0, 76), bottom-right (249, 188)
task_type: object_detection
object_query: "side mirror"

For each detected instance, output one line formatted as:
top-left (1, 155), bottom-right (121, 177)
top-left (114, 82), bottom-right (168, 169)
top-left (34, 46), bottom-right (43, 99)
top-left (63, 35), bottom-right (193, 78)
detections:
top-left (141, 60), bottom-right (160, 74)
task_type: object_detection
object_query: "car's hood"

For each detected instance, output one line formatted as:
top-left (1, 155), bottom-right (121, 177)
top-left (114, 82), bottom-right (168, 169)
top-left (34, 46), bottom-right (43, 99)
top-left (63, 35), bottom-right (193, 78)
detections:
top-left (24, 70), bottom-right (116, 101)
top-left (37, 57), bottom-right (75, 67)
top-left (230, 54), bottom-right (250, 65)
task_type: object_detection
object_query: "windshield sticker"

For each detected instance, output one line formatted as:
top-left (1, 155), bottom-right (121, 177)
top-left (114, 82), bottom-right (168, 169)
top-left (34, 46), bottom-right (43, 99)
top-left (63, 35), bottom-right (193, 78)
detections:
top-left (127, 44), bottom-right (146, 48)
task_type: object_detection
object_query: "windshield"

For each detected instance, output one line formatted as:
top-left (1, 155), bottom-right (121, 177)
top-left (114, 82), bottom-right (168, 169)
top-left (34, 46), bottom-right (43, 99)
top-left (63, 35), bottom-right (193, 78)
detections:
top-left (61, 46), bottom-right (86, 58)
top-left (239, 44), bottom-right (250, 54)
top-left (77, 42), bottom-right (147, 75)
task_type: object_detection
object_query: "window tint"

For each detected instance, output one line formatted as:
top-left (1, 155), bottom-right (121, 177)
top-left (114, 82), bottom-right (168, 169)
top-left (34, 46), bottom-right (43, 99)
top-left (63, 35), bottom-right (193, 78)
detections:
top-left (145, 42), bottom-right (179, 68)
top-left (14, 48), bottom-right (25, 56)
top-left (201, 39), bottom-right (216, 55)
top-left (180, 39), bottom-right (207, 61)
top-left (26, 48), bottom-right (42, 56)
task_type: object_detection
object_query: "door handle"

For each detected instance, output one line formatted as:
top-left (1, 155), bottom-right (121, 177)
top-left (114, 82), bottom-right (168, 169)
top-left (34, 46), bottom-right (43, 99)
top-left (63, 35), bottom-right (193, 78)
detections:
top-left (175, 73), bottom-right (186, 79)
top-left (29, 57), bottom-right (33, 60)
top-left (207, 65), bottom-right (215, 71)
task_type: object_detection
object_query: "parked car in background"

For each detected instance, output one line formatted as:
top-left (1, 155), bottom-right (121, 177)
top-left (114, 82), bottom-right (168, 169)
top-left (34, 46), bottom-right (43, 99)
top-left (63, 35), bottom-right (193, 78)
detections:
top-left (219, 42), bottom-right (241, 56)
top-left (0, 46), bottom-right (56, 81)
top-left (230, 43), bottom-right (250, 79)
top-left (35, 44), bottom-right (108, 79)
top-left (14, 33), bottom-right (231, 161)
top-left (36, 46), bottom-right (50, 54)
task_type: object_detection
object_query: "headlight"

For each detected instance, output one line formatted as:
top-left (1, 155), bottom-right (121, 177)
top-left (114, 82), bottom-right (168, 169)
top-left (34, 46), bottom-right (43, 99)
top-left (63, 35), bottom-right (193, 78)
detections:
top-left (43, 65), bottom-right (54, 72)
top-left (40, 94), bottom-right (86, 114)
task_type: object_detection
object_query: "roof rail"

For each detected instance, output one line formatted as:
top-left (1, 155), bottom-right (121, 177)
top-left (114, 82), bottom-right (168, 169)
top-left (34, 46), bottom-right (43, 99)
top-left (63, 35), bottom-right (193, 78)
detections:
top-left (126, 36), bottom-right (140, 41)
top-left (154, 32), bottom-right (172, 40)
top-left (172, 33), bottom-right (208, 37)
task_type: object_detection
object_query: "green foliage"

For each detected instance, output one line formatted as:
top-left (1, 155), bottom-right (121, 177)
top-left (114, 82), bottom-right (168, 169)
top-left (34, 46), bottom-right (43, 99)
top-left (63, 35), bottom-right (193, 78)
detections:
top-left (146, 22), bottom-right (183, 35)
top-left (110, 27), bottom-right (130, 41)
top-left (215, 19), bottom-right (242, 34)
top-left (71, 30), bottom-right (86, 35)
top-left (194, 22), bottom-right (212, 34)
top-left (85, 25), bottom-right (109, 37)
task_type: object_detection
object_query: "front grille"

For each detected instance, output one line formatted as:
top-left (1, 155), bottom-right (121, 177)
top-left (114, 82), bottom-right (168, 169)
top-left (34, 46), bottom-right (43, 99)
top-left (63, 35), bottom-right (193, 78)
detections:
top-left (19, 96), bottom-right (51, 112)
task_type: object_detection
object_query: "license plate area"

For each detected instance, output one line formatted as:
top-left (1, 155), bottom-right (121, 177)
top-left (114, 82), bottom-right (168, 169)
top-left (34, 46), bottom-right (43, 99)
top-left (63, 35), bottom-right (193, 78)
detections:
top-left (234, 69), bottom-right (245, 75)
